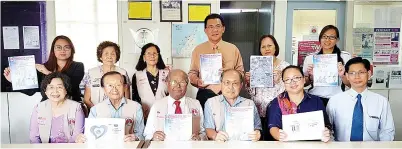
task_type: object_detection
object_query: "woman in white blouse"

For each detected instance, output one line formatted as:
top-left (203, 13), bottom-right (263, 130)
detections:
top-left (302, 25), bottom-right (351, 106)
top-left (245, 35), bottom-right (290, 141)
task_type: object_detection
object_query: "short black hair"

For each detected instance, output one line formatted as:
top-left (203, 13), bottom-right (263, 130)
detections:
top-left (204, 13), bottom-right (225, 29)
top-left (40, 72), bottom-right (72, 102)
top-left (135, 43), bottom-right (166, 71)
top-left (282, 65), bottom-right (304, 80)
top-left (345, 57), bottom-right (370, 73)
top-left (220, 69), bottom-right (244, 83)
top-left (259, 35), bottom-right (280, 56)
top-left (101, 71), bottom-right (123, 87)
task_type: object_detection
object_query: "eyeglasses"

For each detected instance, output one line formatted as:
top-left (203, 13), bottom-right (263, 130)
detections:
top-left (283, 76), bottom-right (303, 84)
top-left (145, 52), bottom-right (158, 57)
top-left (170, 80), bottom-right (187, 87)
top-left (207, 25), bottom-right (223, 30)
top-left (347, 71), bottom-right (367, 78)
top-left (222, 80), bottom-right (240, 87)
top-left (54, 45), bottom-right (72, 51)
top-left (104, 84), bottom-right (122, 90)
top-left (321, 35), bottom-right (337, 40)
top-left (46, 85), bottom-right (65, 91)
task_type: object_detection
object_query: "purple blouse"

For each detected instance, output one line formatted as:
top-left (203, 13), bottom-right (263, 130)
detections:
top-left (29, 105), bottom-right (85, 143)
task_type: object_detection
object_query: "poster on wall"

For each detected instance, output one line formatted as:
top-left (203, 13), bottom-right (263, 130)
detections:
top-left (297, 41), bottom-right (320, 67)
top-left (128, 1), bottom-right (152, 20)
top-left (130, 28), bottom-right (156, 53)
top-left (23, 26), bottom-right (40, 49)
top-left (389, 67), bottom-right (402, 88)
top-left (371, 67), bottom-right (389, 89)
top-left (353, 28), bottom-right (374, 61)
top-left (171, 24), bottom-right (207, 57)
top-left (2, 26), bottom-right (20, 49)
top-left (373, 28), bottom-right (400, 65)
top-left (160, 0), bottom-right (182, 22)
top-left (188, 4), bottom-right (211, 23)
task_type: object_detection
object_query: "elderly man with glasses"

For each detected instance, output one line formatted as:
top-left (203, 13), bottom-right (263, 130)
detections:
top-left (143, 69), bottom-right (206, 141)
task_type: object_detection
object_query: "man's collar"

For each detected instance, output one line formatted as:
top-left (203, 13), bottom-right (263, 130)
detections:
top-left (220, 95), bottom-right (244, 106)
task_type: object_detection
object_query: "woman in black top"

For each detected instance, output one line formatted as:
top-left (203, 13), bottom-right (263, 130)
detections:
top-left (3, 35), bottom-right (84, 102)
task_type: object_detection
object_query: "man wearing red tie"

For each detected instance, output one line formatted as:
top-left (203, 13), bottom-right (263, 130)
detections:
top-left (143, 69), bottom-right (206, 141)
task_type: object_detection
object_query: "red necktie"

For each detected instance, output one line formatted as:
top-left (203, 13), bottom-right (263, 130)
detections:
top-left (174, 101), bottom-right (182, 114)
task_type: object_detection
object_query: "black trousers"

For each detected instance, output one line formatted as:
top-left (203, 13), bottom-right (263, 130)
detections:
top-left (261, 117), bottom-right (275, 141)
top-left (196, 88), bottom-right (219, 110)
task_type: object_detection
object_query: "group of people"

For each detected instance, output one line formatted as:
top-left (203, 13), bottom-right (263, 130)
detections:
top-left (2, 13), bottom-right (395, 143)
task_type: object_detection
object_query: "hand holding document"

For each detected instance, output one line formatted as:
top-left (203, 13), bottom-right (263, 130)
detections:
top-left (85, 118), bottom-right (125, 148)
top-left (225, 106), bottom-right (254, 141)
top-left (200, 54), bottom-right (222, 84)
top-left (164, 114), bottom-right (192, 141)
top-left (313, 54), bottom-right (339, 87)
top-left (8, 55), bottom-right (38, 90)
top-left (282, 110), bottom-right (325, 141)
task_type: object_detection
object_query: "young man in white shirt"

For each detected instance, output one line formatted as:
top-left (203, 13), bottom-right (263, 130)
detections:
top-left (327, 57), bottom-right (395, 141)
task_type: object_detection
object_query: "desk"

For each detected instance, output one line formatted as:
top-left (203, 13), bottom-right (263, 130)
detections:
top-left (1, 142), bottom-right (140, 148)
top-left (148, 141), bottom-right (402, 148)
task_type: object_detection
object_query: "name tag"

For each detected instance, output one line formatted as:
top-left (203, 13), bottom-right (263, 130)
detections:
top-left (38, 117), bottom-right (46, 125)
top-left (92, 78), bottom-right (101, 87)
top-left (369, 116), bottom-right (380, 119)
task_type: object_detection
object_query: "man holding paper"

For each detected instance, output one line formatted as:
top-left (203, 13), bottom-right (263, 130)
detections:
top-left (267, 66), bottom-right (331, 142)
top-left (75, 71), bottom-right (145, 142)
top-left (188, 13), bottom-right (244, 109)
top-left (204, 69), bottom-right (261, 142)
top-left (144, 69), bottom-right (206, 141)
top-left (327, 57), bottom-right (395, 141)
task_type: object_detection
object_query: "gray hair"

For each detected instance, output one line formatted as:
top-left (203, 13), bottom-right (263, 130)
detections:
top-left (166, 69), bottom-right (189, 83)
top-left (220, 69), bottom-right (244, 83)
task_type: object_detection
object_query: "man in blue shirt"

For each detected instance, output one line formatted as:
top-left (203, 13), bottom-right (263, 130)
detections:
top-left (327, 57), bottom-right (395, 141)
top-left (75, 71), bottom-right (144, 143)
top-left (203, 69), bottom-right (261, 141)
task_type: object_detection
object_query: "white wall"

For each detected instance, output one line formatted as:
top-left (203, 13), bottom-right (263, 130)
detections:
top-left (2, 0), bottom-right (401, 144)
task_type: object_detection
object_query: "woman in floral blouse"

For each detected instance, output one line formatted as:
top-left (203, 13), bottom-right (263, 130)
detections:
top-left (245, 35), bottom-right (290, 141)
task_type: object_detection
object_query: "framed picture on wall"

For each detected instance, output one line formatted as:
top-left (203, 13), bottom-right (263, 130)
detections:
top-left (188, 4), bottom-right (211, 23)
top-left (160, 0), bottom-right (182, 22)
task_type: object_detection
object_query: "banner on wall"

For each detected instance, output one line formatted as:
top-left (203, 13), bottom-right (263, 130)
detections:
top-left (373, 28), bottom-right (400, 65)
top-left (353, 28), bottom-right (374, 61)
top-left (297, 41), bottom-right (320, 67)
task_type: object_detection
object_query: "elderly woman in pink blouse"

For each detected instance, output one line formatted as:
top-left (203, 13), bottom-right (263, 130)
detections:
top-left (29, 72), bottom-right (84, 143)
top-left (245, 35), bottom-right (290, 141)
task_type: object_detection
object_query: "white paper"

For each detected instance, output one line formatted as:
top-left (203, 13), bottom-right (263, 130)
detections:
top-left (313, 54), bottom-right (339, 87)
top-left (2, 26), bottom-right (20, 49)
top-left (389, 67), bottom-right (402, 88)
top-left (225, 106), bottom-right (254, 141)
top-left (200, 53), bottom-right (222, 84)
top-left (250, 56), bottom-right (273, 88)
top-left (353, 28), bottom-right (374, 60)
top-left (8, 55), bottom-right (38, 90)
top-left (373, 28), bottom-right (400, 65)
top-left (22, 26), bottom-right (40, 49)
top-left (282, 110), bottom-right (325, 141)
top-left (164, 114), bottom-right (192, 141)
top-left (85, 118), bottom-right (125, 148)
top-left (371, 67), bottom-right (389, 89)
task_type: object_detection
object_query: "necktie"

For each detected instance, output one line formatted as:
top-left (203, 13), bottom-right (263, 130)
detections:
top-left (213, 44), bottom-right (219, 53)
top-left (174, 101), bottom-right (182, 114)
top-left (350, 94), bottom-right (363, 141)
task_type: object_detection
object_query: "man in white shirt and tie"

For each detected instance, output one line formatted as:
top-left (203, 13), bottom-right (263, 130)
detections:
top-left (143, 69), bottom-right (206, 141)
top-left (327, 57), bottom-right (395, 141)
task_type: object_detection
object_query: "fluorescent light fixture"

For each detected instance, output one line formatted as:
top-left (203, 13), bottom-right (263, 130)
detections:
top-left (220, 9), bottom-right (259, 13)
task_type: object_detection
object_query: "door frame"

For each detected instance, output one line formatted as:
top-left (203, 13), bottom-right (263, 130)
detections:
top-left (285, 1), bottom-right (346, 64)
